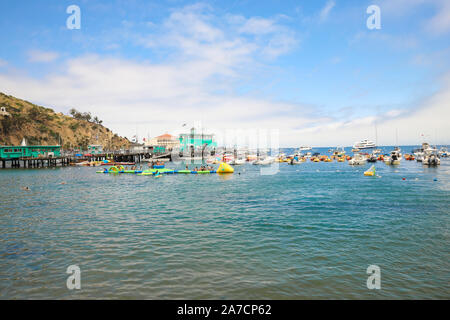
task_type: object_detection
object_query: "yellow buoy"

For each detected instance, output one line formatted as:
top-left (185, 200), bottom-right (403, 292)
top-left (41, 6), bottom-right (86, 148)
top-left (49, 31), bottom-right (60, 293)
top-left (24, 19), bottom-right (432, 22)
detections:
top-left (217, 162), bottom-right (234, 174)
top-left (364, 165), bottom-right (376, 176)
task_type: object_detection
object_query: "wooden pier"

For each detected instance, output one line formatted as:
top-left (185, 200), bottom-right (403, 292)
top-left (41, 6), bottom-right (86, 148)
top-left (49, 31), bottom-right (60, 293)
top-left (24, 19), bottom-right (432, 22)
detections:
top-left (0, 151), bottom-right (173, 169)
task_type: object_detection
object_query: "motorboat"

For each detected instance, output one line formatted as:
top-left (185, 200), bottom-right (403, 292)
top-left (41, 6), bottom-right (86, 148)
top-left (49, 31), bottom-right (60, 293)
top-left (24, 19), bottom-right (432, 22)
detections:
top-left (348, 153), bottom-right (367, 165)
top-left (367, 153), bottom-right (378, 163)
top-left (353, 139), bottom-right (376, 149)
top-left (393, 146), bottom-right (402, 158)
top-left (253, 157), bottom-right (275, 165)
top-left (423, 153), bottom-right (440, 166)
top-left (414, 142), bottom-right (438, 162)
top-left (330, 147), bottom-right (346, 160)
top-left (438, 147), bottom-right (448, 158)
top-left (299, 146), bottom-right (312, 151)
top-left (384, 149), bottom-right (401, 165)
top-left (372, 149), bottom-right (382, 154)
top-left (230, 158), bottom-right (246, 165)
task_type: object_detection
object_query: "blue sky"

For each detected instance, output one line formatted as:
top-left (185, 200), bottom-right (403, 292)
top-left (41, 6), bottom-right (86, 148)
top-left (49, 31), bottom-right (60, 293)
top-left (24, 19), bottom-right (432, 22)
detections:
top-left (0, 0), bottom-right (449, 146)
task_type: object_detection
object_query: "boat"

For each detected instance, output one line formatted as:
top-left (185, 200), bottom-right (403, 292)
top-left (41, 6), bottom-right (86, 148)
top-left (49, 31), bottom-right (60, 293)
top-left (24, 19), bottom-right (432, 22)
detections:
top-left (299, 146), bottom-right (312, 151)
top-left (353, 139), bottom-right (376, 149)
top-left (73, 161), bottom-right (90, 166)
top-left (253, 157), bottom-right (275, 165)
top-left (422, 153), bottom-right (440, 166)
top-left (330, 147), bottom-right (346, 160)
top-left (438, 147), bottom-right (448, 158)
top-left (348, 153), bottom-right (367, 165)
top-left (393, 146), bottom-right (402, 158)
top-left (414, 142), bottom-right (438, 162)
top-left (367, 153), bottom-right (378, 163)
top-left (220, 153), bottom-right (234, 163)
top-left (384, 149), bottom-right (401, 165)
top-left (230, 158), bottom-right (246, 165)
top-left (206, 157), bottom-right (220, 164)
top-left (288, 157), bottom-right (302, 165)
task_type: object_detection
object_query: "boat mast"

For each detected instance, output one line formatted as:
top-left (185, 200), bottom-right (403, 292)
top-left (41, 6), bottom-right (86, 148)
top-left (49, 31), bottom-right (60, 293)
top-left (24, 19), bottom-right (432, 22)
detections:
top-left (375, 121), bottom-right (378, 148)
top-left (395, 128), bottom-right (399, 147)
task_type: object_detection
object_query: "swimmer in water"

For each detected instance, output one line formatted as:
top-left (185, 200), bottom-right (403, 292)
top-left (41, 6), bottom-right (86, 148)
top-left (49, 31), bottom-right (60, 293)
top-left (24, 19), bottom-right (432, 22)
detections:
top-left (21, 186), bottom-right (30, 191)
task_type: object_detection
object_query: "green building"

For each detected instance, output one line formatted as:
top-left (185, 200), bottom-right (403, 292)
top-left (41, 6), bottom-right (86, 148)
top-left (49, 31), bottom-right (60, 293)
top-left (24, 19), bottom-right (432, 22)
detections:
top-left (179, 128), bottom-right (217, 151)
top-left (0, 145), bottom-right (61, 159)
top-left (88, 144), bottom-right (103, 154)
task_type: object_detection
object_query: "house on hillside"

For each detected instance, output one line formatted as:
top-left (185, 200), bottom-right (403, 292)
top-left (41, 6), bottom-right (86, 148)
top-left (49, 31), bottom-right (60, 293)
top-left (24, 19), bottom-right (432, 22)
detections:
top-left (0, 107), bottom-right (10, 117)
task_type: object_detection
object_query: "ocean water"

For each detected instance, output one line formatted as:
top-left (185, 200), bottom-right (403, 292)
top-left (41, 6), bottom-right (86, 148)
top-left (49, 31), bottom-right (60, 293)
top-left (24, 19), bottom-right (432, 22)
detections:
top-left (0, 146), bottom-right (449, 299)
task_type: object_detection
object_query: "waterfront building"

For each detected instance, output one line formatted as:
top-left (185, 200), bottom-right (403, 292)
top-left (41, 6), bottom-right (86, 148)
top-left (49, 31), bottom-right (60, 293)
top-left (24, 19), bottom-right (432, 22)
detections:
top-left (0, 145), bottom-right (61, 159)
top-left (129, 142), bottom-right (145, 153)
top-left (178, 127), bottom-right (217, 152)
top-left (154, 133), bottom-right (179, 151)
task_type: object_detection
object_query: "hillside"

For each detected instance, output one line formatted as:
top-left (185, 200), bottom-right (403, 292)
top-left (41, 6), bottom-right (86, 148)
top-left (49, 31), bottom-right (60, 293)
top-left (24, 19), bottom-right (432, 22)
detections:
top-left (0, 92), bottom-right (130, 150)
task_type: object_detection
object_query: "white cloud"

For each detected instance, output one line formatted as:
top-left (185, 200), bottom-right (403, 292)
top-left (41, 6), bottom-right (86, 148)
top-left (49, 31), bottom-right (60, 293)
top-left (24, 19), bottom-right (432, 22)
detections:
top-left (27, 50), bottom-right (59, 63)
top-left (426, 0), bottom-right (450, 34)
top-left (238, 17), bottom-right (279, 35)
top-left (1, 53), bottom-right (449, 146)
top-left (293, 73), bottom-right (450, 146)
top-left (0, 5), bottom-right (299, 143)
top-left (319, 0), bottom-right (335, 22)
top-left (136, 5), bottom-right (298, 62)
top-left (379, 0), bottom-right (450, 35)
top-left (0, 3), bottom-right (448, 147)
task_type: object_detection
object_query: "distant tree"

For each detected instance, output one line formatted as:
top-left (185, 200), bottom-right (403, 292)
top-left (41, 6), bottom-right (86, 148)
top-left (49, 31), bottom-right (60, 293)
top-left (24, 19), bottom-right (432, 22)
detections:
top-left (69, 108), bottom-right (102, 124)
top-left (69, 108), bottom-right (77, 117)
top-left (82, 112), bottom-right (91, 121)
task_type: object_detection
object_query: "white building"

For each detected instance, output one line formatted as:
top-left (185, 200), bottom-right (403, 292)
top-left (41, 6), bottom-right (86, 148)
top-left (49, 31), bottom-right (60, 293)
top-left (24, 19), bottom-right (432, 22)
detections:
top-left (0, 107), bottom-right (10, 116)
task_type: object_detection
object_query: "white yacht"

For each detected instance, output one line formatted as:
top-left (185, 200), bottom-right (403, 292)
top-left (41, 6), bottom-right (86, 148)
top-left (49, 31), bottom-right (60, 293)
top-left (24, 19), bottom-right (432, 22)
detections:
top-left (299, 146), bottom-right (312, 151)
top-left (414, 142), bottom-right (437, 162)
top-left (353, 139), bottom-right (376, 149)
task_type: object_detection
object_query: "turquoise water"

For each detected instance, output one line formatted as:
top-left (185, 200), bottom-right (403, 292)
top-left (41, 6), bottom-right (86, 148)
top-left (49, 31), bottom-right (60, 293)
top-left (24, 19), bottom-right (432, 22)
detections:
top-left (0, 146), bottom-right (449, 299)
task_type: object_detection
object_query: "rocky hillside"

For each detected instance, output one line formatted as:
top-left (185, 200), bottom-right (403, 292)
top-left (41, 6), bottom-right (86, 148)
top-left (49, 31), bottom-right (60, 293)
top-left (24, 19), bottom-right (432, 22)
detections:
top-left (0, 92), bottom-right (130, 150)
